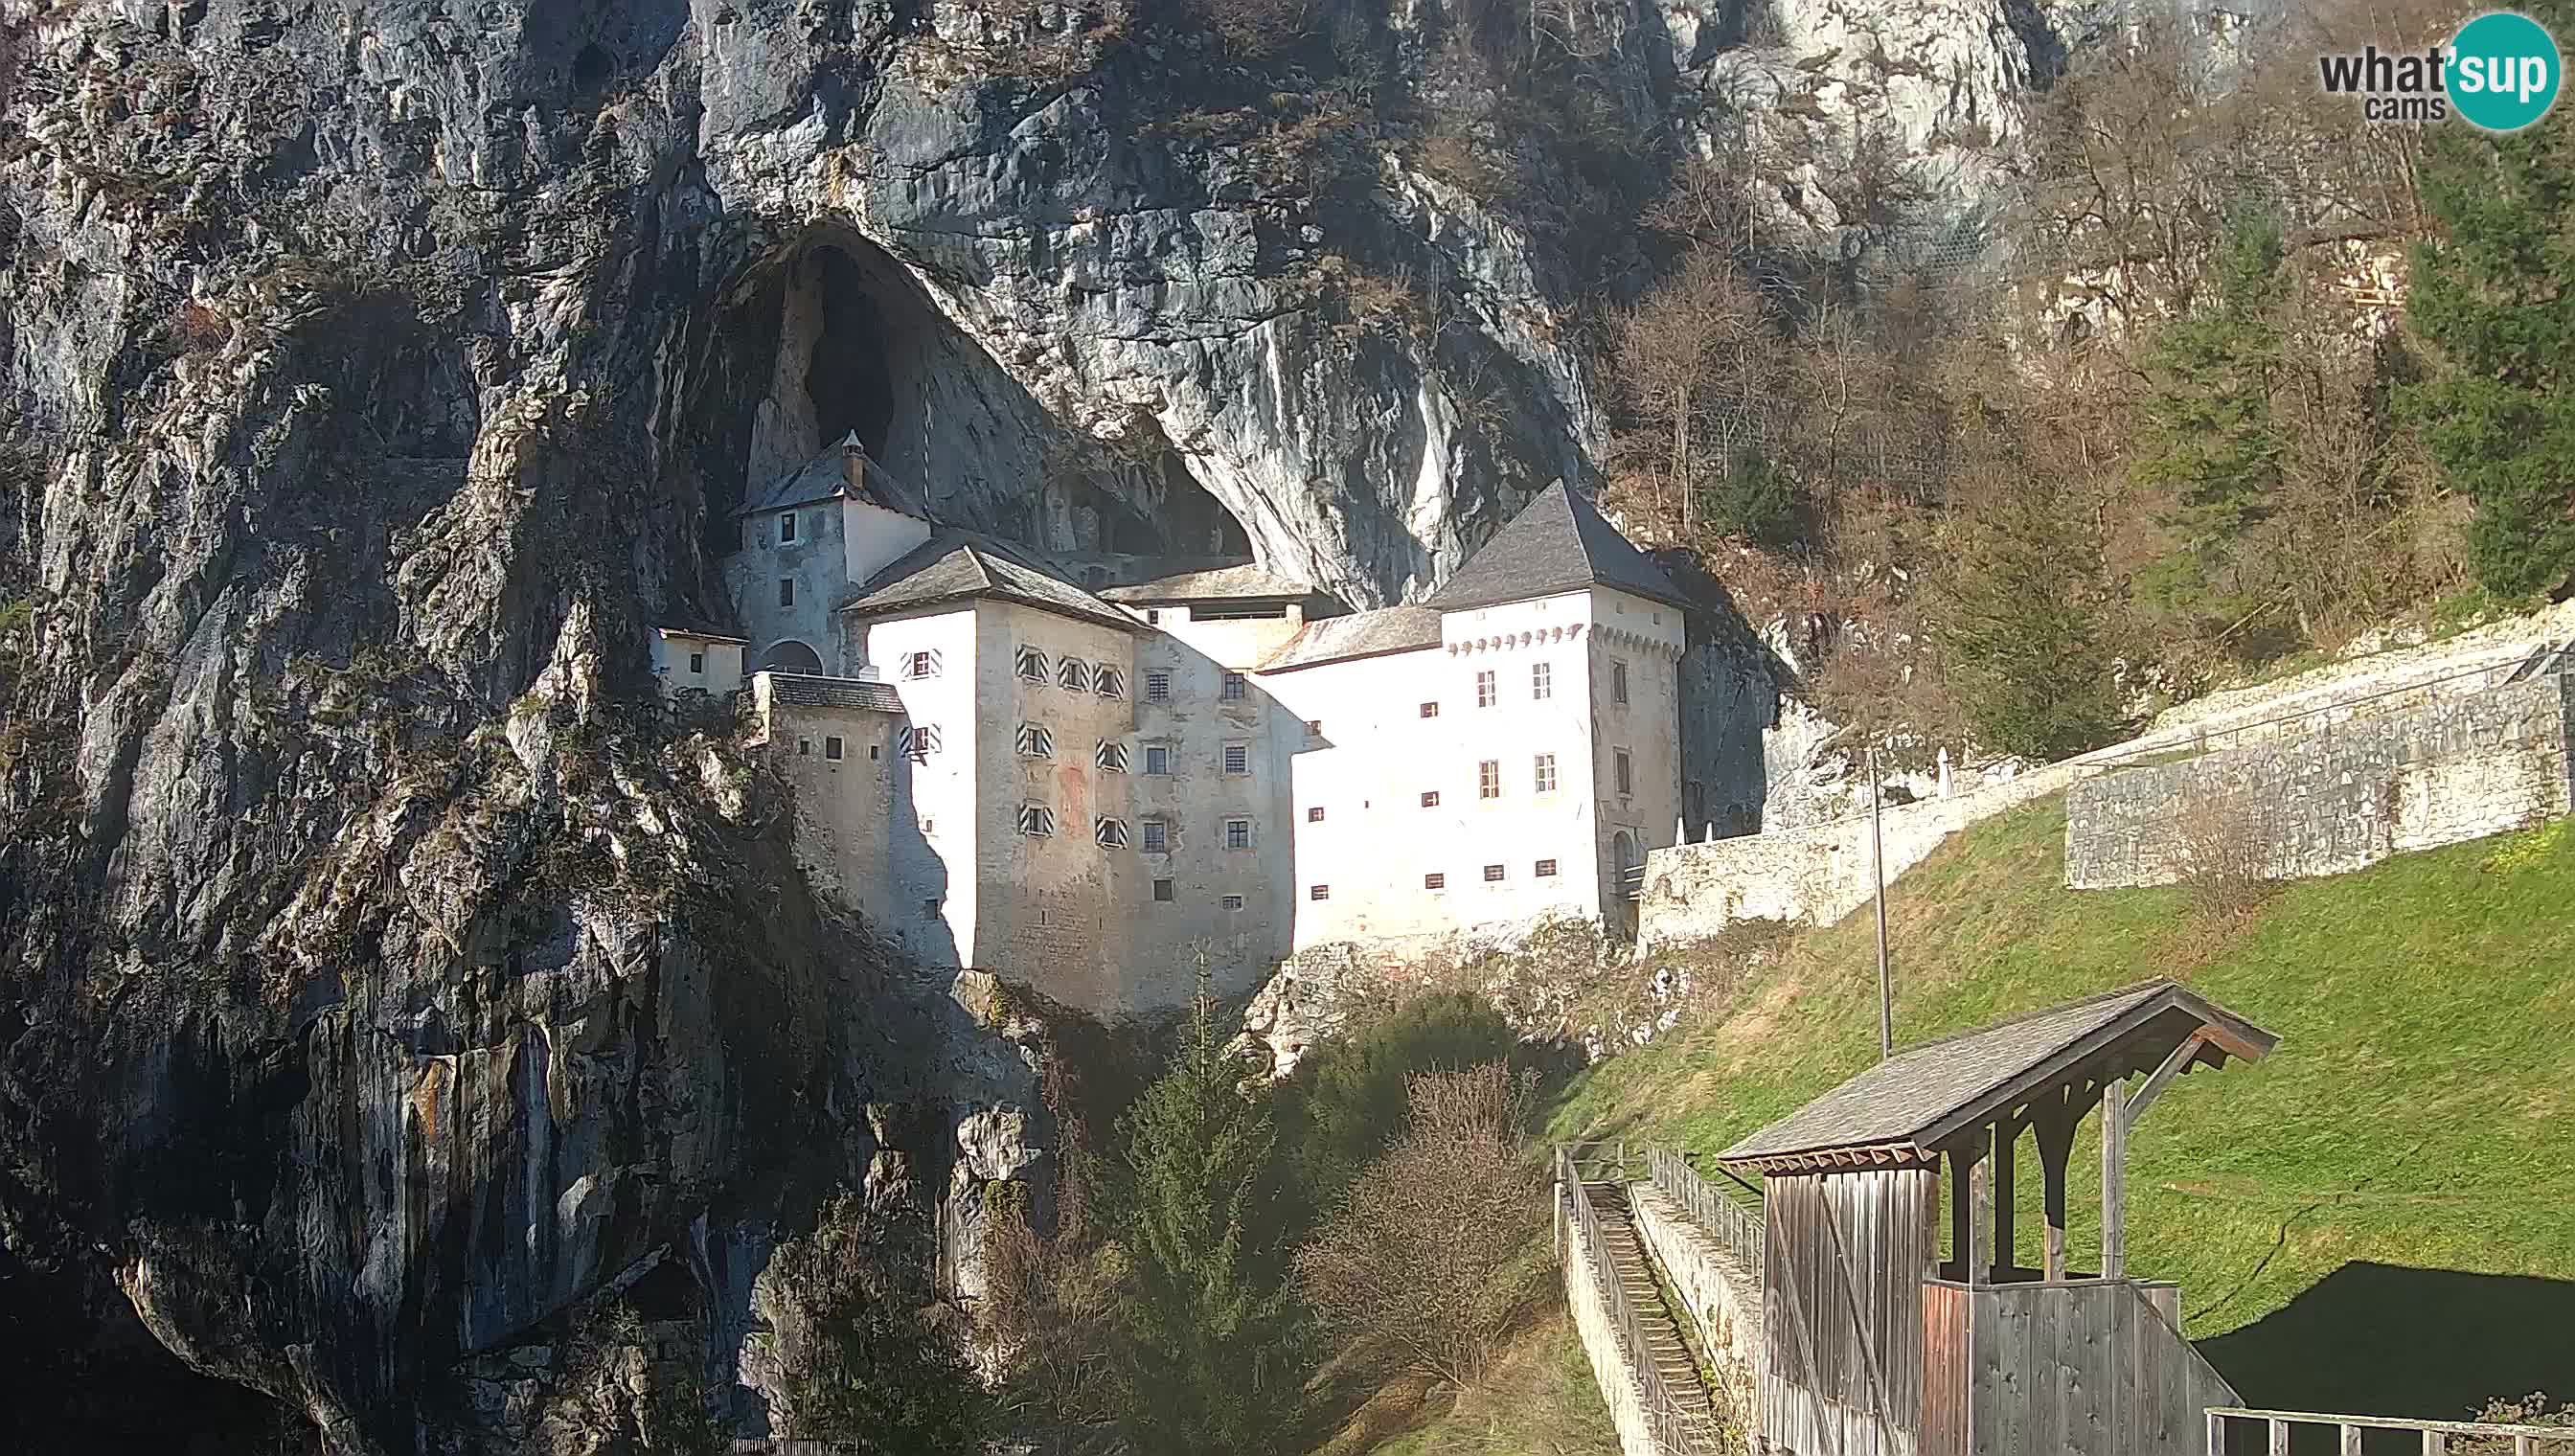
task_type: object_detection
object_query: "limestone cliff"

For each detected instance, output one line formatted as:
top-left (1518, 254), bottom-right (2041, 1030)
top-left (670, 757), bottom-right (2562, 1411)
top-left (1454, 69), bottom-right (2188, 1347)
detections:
top-left (0, 0), bottom-right (2086, 1446)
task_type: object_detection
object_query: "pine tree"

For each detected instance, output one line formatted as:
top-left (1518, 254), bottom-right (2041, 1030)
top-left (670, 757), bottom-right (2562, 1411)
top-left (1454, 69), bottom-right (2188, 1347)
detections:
top-left (1111, 963), bottom-right (1305, 1453)
top-left (2404, 22), bottom-right (2575, 600)
top-left (1931, 466), bottom-right (2127, 760)
top-left (2131, 215), bottom-right (2290, 622)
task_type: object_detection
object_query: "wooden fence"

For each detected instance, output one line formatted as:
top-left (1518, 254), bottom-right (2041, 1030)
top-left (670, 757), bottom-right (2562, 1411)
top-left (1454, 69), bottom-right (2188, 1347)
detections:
top-left (2205, 1409), bottom-right (2575, 1456)
top-left (1647, 1146), bottom-right (1764, 1280)
top-left (1919, 1278), bottom-right (2236, 1456)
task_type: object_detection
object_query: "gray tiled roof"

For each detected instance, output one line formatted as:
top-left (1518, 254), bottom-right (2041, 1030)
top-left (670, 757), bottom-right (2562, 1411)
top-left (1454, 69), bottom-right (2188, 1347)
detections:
top-left (1100, 562), bottom-right (1317, 603)
top-left (1425, 480), bottom-right (1692, 613)
top-left (735, 435), bottom-right (928, 518)
top-left (1258, 605), bottom-right (1443, 672)
top-left (762, 672), bottom-right (905, 714)
top-left (1719, 980), bottom-right (2278, 1167)
top-left (839, 530), bottom-right (1145, 634)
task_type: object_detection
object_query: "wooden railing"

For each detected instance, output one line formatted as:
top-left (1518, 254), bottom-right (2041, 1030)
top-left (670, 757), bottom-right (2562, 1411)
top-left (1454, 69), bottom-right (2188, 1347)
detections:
top-left (2207, 1408), bottom-right (2575, 1455)
top-left (1646, 1146), bottom-right (1764, 1280)
top-left (1554, 1145), bottom-right (1729, 1455)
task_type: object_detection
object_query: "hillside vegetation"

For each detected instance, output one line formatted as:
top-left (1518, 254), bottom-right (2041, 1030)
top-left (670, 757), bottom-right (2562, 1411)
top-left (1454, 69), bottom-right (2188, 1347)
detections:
top-left (1545, 802), bottom-right (2575, 1422)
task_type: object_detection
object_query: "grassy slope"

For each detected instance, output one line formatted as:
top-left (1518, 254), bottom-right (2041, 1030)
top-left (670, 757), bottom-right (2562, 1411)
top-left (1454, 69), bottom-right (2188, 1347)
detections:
top-left (1357, 1311), bottom-right (1621, 1456)
top-left (1543, 800), bottom-right (2575, 1419)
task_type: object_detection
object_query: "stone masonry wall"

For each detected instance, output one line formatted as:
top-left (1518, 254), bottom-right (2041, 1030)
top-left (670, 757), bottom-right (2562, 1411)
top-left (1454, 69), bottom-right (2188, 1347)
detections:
top-left (1560, 1191), bottom-right (1664, 1456)
top-left (2064, 672), bottom-right (2573, 890)
top-left (1628, 1184), bottom-right (1762, 1417)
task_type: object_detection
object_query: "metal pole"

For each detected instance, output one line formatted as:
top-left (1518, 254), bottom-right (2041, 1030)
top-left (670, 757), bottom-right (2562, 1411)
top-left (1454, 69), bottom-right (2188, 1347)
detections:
top-left (1871, 747), bottom-right (1892, 1061)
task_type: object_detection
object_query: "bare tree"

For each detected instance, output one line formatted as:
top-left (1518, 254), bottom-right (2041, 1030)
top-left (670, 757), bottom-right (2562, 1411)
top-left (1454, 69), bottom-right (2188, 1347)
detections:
top-left (1293, 1064), bottom-right (1544, 1391)
top-left (1612, 247), bottom-right (1778, 536)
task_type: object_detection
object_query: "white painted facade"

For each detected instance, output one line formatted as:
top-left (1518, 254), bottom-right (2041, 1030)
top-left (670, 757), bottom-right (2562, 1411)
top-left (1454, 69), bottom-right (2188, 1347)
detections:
top-left (650, 628), bottom-right (746, 698)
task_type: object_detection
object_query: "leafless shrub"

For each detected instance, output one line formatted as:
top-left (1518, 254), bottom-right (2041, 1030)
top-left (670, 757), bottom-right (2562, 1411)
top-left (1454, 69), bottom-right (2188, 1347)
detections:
top-left (1293, 1063), bottom-right (1545, 1392)
top-left (1185, 0), bottom-right (1317, 57)
top-left (2454, 1391), bottom-right (2575, 1456)
top-left (2169, 777), bottom-right (2280, 919)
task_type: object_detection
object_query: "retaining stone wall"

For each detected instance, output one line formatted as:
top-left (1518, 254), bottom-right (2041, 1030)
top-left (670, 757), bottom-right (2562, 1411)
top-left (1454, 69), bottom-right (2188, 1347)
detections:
top-left (1627, 1184), bottom-right (1762, 1414)
top-left (1561, 1192), bottom-right (1663, 1456)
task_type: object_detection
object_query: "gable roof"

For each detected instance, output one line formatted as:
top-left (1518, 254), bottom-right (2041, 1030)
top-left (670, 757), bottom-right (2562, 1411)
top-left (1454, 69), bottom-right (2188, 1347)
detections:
top-left (760, 671), bottom-right (904, 714)
top-left (736, 434), bottom-right (928, 519)
top-left (1258, 605), bottom-right (1444, 672)
top-left (839, 530), bottom-right (1145, 634)
top-left (1100, 562), bottom-right (1318, 604)
top-left (1424, 480), bottom-right (1691, 613)
top-left (1719, 980), bottom-right (2278, 1172)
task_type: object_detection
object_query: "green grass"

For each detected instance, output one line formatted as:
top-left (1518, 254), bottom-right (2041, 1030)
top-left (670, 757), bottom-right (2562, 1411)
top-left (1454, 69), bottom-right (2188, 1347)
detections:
top-left (1357, 1310), bottom-right (1620, 1456)
top-left (1544, 801), bottom-right (2575, 1418)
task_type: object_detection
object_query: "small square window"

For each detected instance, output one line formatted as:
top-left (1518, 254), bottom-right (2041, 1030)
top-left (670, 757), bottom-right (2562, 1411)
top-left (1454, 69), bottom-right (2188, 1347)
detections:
top-left (1534, 752), bottom-right (1558, 794)
top-left (778, 579), bottom-right (795, 607)
top-left (1220, 671), bottom-right (1246, 701)
top-left (779, 512), bottom-right (797, 543)
top-left (1144, 745), bottom-right (1172, 775)
top-left (797, 739), bottom-right (810, 757)
top-left (825, 736), bottom-right (844, 761)
top-left (1612, 660), bottom-right (1629, 704)
top-left (1307, 806), bottom-right (1325, 823)
top-left (1147, 608), bottom-right (1162, 624)
top-left (1059, 658), bottom-right (1091, 693)
top-left (688, 651), bottom-right (704, 673)
top-left (869, 744), bottom-right (880, 760)
top-left (1476, 670), bottom-right (1496, 708)
top-left (898, 724), bottom-right (940, 760)
top-left (1224, 743), bottom-right (1250, 775)
top-left (1096, 666), bottom-right (1127, 699)
top-left (923, 898), bottom-right (941, 919)
top-left (1419, 701), bottom-right (1440, 718)
top-left (1017, 723), bottom-right (1055, 758)
top-left (1146, 671), bottom-right (1172, 702)
top-left (1221, 894), bottom-right (1245, 911)
top-left (1141, 820), bottom-right (1169, 853)
top-left (903, 649), bottom-right (942, 679)
top-left (1482, 863), bottom-right (1506, 882)
top-left (1310, 884), bottom-right (1330, 901)
top-left (1306, 718), bottom-right (1322, 735)
top-left (1420, 790), bottom-right (1440, 808)
top-left (1536, 858), bottom-right (1559, 877)
top-left (1019, 804), bottom-right (1055, 837)
top-left (1096, 816), bottom-right (1129, 848)
top-left (1153, 877), bottom-right (1175, 901)
top-left (1532, 662), bottom-right (1553, 699)
top-left (1096, 740), bottom-right (1130, 773)
top-left (1225, 818), bottom-right (1252, 851)
top-left (1424, 873), bottom-right (1446, 890)
top-left (1016, 647), bottom-right (1050, 683)
top-left (1615, 749), bottom-right (1633, 797)
top-left (1478, 761), bottom-right (1500, 799)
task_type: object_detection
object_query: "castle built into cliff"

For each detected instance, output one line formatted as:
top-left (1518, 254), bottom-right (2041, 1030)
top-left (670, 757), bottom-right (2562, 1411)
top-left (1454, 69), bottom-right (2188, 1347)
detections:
top-left (655, 440), bottom-right (1689, 1015)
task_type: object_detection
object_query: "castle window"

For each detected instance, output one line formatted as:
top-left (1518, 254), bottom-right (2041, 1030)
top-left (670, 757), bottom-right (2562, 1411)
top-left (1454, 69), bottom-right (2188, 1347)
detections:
top-left (1147, 609), bottom-right (1161, 624)
top-left (1017, 723), bottom-right (1055, 758)
top-left (688, 651), bottom-right (704, 674)
top-left (870, 744), bottom-right (880, 760)
top-left (1096, 666), bottom-right (1127, 699)
top-left (1060, 658), bottom-right (1091, 693)
top-left (1018, 804), bottom-right (1055, 837)
top-left (1532, 661), bottom-right (1552, 699)
top-left (1141, 819), bottom-right (1169, 853)
top-left (1534, 753), bottom-right (1558, 794)
top-left (779, 512), bottom-right (797, 543)
top-left (1476, 671), bottom-right (1496, 708)
top-left (825, 737), bottom-right (845, 761)
top-left (1307, 718), bottom-right (1322, 735)
top-left (1310, 884), bottom-right (1330, 901)
top-left (902, 649), bottom-right (943, 679)
top-left (1096, 740), bottom-right (1129, 773)
top-left (1153, 877), bottom-right (1174, 901)
top-left (1424, 873), bottom-right (1445, 890)
top-left (1536, 858), bottom-right (1559, 877)
top-left (1307, 807), bottom-right (1324, 823)
top-left (1615, 749), bottom-right (1633, 797)
top-left (1096, 817), bottom-right (1129, 848)
top-left (897, 724), bottom-right (940, 760)
top-left (1483, 863), bottom-right (1506, 882)
top-left (1144, 744), bottom-right (1172, 775)
top-left (1420, 701), bottom-right (1440, 718)
top-left (1223, 743), bottom-right (1250, 775)
top-left (1220, 671), bottom-right (1246, 701)
top-left (1016, 646), bottom-right (1050, 683)
top-left (1225, 818), bottom-right (1252, 850)
top-left (1146, 671), bottom-right (1171, 702)
top-left (1612, 659), bottom-right (1629, 704)
top-left (1221, 894), bottom-right (1245, 911)
top-left (923, 898), bottom-right (941, 918)
top-left (778, 579), bottom-right (795, 607)
top-left (1420, 790), bottom-right (1440, 808)
top-left (1478, 761), bottom-right (1500, 799)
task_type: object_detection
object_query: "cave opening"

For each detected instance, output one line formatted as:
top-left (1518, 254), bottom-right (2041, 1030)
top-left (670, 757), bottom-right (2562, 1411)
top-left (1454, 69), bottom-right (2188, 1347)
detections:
top-left (804, 246), bottom-right (898, 466)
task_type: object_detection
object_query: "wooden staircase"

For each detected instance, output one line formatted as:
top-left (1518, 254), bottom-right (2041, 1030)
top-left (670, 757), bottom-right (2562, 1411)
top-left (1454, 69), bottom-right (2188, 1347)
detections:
top-left (1585, 1180), bottom-right (1719, 1420)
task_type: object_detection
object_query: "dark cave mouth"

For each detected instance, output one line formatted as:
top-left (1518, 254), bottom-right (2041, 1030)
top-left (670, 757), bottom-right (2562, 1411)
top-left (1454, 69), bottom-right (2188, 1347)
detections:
top-left (803, 243), bottom-right (899, 467)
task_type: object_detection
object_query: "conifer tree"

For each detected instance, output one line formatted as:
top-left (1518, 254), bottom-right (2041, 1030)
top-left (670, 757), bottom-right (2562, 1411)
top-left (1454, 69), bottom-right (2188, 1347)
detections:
top-left (1111, 960), bottom-right (1305, 1453)
top-left (2404, 24), bottom-right (2575, 600)
top-left (1930, 464), bottom-right (2126, 760)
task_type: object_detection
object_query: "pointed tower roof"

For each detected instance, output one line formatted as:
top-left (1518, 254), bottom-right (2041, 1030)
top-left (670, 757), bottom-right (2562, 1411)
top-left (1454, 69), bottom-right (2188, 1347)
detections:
top-left (1424, 480), bottom-right (1692, 613)
top-left (735, 433), bottom-right (928, 519)
top-left (838, 529), bottom-right (1145, 634)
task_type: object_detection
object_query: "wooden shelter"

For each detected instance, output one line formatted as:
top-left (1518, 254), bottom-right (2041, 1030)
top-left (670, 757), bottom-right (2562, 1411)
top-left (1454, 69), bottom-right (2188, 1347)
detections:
top-left (1718, 979), bottom-right (2280, 1456)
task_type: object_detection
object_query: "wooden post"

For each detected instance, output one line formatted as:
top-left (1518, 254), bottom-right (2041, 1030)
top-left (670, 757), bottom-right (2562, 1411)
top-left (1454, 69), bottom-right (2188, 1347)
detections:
top-left (2206, 1410), bottom-right (2224, 1456)
top-left (2340, 1426), bottom-right (2363, 1455)
top-left (2103, 1079), bottom-right (2130, 1280)
top-left (1971, 1148), bottom-right (1994, 1290)
top-left (1990, 1118), bottom-right (2016, 1281)
top-left (1951, 1135), bottom-right (1985, 1285)
top-left (2268, 1419), bottom-right (2290, 1455)
top-left (2035, 1092), bottom-right (2074, 1282)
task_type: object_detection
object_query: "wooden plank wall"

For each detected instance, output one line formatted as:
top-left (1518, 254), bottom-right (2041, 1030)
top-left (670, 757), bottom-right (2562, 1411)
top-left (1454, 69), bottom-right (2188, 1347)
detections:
top-left (1956, 1280), bottom-right (2240, 1456)
top-left (1760, 1168), bottom-right (1938, 1456)
top-left (1919, 1281), bottom-right (1971, 1456)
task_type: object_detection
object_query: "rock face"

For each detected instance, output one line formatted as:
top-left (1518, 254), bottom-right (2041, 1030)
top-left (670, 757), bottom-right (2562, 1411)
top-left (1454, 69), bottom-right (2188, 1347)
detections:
top-left (0, 0), bottom-right (2086, 1447)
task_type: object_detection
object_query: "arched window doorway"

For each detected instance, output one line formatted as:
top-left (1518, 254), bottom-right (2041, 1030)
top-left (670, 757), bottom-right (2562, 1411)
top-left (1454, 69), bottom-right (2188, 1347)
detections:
top-left (763, 639), bottom-right (824, 673)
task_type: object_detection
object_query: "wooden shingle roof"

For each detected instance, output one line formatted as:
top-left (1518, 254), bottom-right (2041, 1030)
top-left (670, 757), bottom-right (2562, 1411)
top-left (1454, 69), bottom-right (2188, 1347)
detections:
top-left (838, 530), bottom-right (1145, 634)
top-left (1719, 980), bottom-right (2278, 1172)
top-left (1424, 480), bottom-right (1691, 613)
